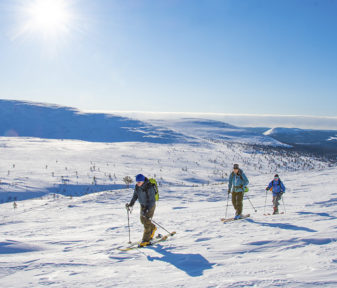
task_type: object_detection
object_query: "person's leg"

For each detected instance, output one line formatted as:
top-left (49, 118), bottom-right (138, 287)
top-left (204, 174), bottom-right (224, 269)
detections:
top-left (232, 192), bottom-right (238, 215)
top-left (140, 205), bottom-right (156, 242)
top-left (237, 192), bottom-right (243, 216)
top-left (272, 196), bottom-right (279, 214)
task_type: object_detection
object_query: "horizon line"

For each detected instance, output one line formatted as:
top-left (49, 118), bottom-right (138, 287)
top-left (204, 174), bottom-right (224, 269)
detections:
top-left (1, 98), bottom-right (337, 121)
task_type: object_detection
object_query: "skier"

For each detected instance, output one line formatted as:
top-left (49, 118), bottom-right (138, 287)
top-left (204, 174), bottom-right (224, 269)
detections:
top-left (266, 174), bottom-right (286, 214)
top-left (125, 174), bottom-right (157, 247)
top-left (228, 164), bottom-right (249, 219)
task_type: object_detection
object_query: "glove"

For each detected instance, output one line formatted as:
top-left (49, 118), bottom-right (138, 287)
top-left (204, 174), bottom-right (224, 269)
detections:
top-left (227, 189), bottom-right (231, 195)
top-left (125, 203), bottom-right (132, 208)
top-left (265, 187), bottom-right (269, 191)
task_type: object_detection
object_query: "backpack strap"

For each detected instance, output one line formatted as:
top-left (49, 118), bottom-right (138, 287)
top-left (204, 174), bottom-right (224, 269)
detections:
top-left (273, 180), bottom-right (281, 186)
top-left (143, 179), bottom-right (150, 206)
top-left (231, 171), bottom-right (243, 181)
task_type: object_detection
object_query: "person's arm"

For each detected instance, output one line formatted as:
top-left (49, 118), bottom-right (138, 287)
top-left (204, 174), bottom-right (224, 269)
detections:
top-left (266, 181), bottom-right (272, 190)
top-left (241, 172), bottom-right (249, 187)
top-left (129, 188), bottom-right (138, 207)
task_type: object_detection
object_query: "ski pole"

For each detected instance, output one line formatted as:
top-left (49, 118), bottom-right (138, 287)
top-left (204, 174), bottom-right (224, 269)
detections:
top-left (245, 194), bottom-right (257, 212)
top-left (282, 195), bottom-right (286, 214)
top-left (150, 218), bottom-right (174, 235)
top-left (264, 190), bottom-right (268, 214)
top-left (225, 191), bottom-right (230, 219)
top-left (126, 206), bottom-right (132, 244)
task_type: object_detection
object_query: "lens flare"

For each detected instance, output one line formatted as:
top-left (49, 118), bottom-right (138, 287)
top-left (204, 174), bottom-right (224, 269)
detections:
top-left (25, 0), bottom-right (71, 36)
top-left (11, 0), bottom-right (82, 53)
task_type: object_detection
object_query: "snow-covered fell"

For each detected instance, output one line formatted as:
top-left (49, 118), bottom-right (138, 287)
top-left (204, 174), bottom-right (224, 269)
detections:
top-left (1, 100), bottom-right (337, 287)
top-left (0, 100), bottom-right (189, 144)
top-left (3, 99), bottom-right (337, 153)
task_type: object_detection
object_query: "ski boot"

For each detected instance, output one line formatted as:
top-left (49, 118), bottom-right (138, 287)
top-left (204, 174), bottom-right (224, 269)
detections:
top-left (138, 241), bottom-right (150, 248)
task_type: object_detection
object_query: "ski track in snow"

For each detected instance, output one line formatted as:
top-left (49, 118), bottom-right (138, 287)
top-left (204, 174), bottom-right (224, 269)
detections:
top-left (0, 137), bottom-right (337, 287)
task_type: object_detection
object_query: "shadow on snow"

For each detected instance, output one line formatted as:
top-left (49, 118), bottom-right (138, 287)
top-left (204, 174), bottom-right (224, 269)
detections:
top-left (246, 218), bottom-right (317, 232)
top-left (1, 183), bottom-right (128, 203)
top-left (0, 240), bottom-right (42, 254)
top-left (297, 211), bottom-right (337, 220)
top-left (46, 183), bottom-right (126, 197)
top-left (146, 245), bottom-right (215, 277)
top-left (314, 197), bottom-right (337, 208)
top-left (0, 99), bottom-right (190, 144)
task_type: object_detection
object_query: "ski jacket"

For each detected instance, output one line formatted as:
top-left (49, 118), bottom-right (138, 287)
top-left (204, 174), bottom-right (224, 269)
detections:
top-left (267, 179), bottom-right (286, 196)
top-left (228, 169), bottom-right (249, 193)
top-left (129, 178), bottom-right (156, 210)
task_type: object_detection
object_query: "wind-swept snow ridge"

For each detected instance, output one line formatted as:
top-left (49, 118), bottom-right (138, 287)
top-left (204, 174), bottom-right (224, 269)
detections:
top-left (0, 100), bottom-right (189, 143)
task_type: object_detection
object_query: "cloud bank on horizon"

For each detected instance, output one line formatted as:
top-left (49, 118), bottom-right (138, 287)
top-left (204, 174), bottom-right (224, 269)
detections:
top-left (95, 110), bottom-right (337, 131)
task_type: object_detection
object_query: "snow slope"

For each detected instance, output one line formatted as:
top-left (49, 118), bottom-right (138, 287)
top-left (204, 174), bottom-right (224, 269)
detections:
top-left (141, 118), bottom-right (286, 146)
top-left (1, 137), bottom-right (337, 287)
top-left (1, 99), bottom-right (337, 287)
top-left (2, 100), bottom-right (337, 155)
top-left (0, 100), bottom-right (188, 144)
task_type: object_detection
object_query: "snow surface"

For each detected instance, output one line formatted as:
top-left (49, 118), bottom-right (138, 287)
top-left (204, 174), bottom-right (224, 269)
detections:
top-left (1, 134), bottom-right (337, 287)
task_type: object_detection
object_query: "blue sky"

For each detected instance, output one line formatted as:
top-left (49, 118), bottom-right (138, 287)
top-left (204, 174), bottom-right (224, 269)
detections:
top-left (0, 0), bottom-right (336, 116)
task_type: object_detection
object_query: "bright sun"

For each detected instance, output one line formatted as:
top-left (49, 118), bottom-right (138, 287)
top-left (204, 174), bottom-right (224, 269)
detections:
top-left (27, 0), bottom-right (71, 32)
top-left (14, 0), bottom-right (76, 44)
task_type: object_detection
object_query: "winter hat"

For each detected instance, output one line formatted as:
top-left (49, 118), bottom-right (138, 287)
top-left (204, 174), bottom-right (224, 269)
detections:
top-left (233, 164), bottom-right (239, 169)
top-left (136, 174), bottom-right (145, 182)
top-left (274, 174), bottom-right (279, 178)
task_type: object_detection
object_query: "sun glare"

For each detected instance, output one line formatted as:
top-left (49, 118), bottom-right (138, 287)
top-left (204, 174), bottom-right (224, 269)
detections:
top-left (13, 0), bottom-right (77, 45)
top-left (28, 0), bottom-right (71, 32)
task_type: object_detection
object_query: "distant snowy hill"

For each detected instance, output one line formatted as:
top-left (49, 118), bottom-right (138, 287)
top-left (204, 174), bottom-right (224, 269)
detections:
top-left (0, 100), bottom-right (188, 144)
top-left (146, 118), bottom-right (286, 146)
top-left (1, 99), bottom-right (336, 155)
top-left (264, 127), bottom-right (337, 155)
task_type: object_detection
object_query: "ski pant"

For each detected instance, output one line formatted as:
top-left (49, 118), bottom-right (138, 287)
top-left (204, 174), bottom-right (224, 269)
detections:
top-left (232, 192), bottom-right (243, 216)
top-left (272, 193), bottom-right (282, 210)
top-left (140, 205), bottom-right (156, 242)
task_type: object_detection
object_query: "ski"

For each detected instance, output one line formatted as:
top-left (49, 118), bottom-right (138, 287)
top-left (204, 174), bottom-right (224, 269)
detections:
top-left (118, 240), bottom-right (141, 251)
top-left (150, 231), bottom-right (176, 246)
top-left (221, 214), bottom-right (250, 223)
top-left (117, 231), bottom-right (176, 251)
top-left (263, 212), bottom-right (285, 216)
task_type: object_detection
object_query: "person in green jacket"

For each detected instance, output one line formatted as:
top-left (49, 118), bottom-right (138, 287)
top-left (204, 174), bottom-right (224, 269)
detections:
top-left (228, 164), bottom-right (249, 219)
